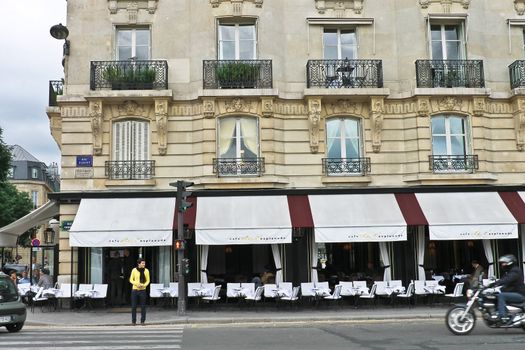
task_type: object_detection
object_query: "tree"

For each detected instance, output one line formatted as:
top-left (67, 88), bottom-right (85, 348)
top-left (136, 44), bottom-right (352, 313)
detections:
top-left (0, 128), bottom-right (11, 182)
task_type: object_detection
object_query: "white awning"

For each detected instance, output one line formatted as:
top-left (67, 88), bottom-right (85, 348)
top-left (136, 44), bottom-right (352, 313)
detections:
top-left (415, 192), bottom-right (518, 240)
top-left (309, 194), bottom-right (407, 243)
top-left (69, 198), bottom-right (175, 247)
top-left (0, 201), bottom-right (59, 247)
top-left (195, 196), bottom-right (292, 245)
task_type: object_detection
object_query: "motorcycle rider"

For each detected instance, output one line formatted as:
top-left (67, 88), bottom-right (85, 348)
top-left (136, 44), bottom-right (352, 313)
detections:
top-left (491, 254), bottom-right (525, 324)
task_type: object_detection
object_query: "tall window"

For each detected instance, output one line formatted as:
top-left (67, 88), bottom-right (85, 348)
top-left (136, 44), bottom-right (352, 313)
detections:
top-left (430, 24), bottom-right (464, 60)
top-left (323, 29), bottom-right (357, 59)
top-left (31, 191), bottom-right (38, 209)
top-left (31, 168), bottom-right (38, 179)
top-left (431, 115), bottom-right (467, 156)
top-left (218, 23), bottom-right (256, 60)
top-left (116, 28), bottom-right (150, 60)
top-left (112, 120), bottom-right (150, 179)
top-left (326, 118), bottom-right (361, 159)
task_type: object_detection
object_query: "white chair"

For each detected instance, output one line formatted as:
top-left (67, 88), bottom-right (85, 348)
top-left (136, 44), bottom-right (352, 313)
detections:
top-left (226, 283), bottom-right (242, 299)
top-left (413, 280), bottom-right (428, 303)
top-left (374, 281), bottom-right (388, 296)
top-left (388, 280), bottom-right (403, 288)
top-left (358, 283), bottom-right (377, 307)
top-left (445, 282), bottom-right (464, 304)
top-left (277, 282), bottom-right (293, 298)
top-left (245, 286), bottom-right (264, 304)
top-left (482, 279), bottom-right (494, 287)
top-left (240, 283), bottom-right (255, 298)
top-left (92, 284), bottom-right (108, 308)
top-left (188, 282), bottom-right (204, 297)
top-left (76, 284), bottom-right (93, 296)
top-left (324, 285), bottom-right (342, 301)
top-left (31, 287), bottom-right (48, 313)
top-left (202, 285), bottom-right (221, 307)
top-left (169, 282), bottom-right (179, 298)
top-left (201, 283), bottom-right (216, 297)
top-left (338, 282), bottom-right (354, 297)
top-left (353, 281), bottom-right (369, 295)
top-left (300, 282), bottom-right (315, 297)
top-left (150, 283), bottom-right (164, 298)
top-left (280, 286), bottom-right (300, 305)
top-left (56, 283), bottom-right (77, 299)
top-left (396, 282), bottom-right (414, 306)
top-left (264, 284), bottom-right (278, 298)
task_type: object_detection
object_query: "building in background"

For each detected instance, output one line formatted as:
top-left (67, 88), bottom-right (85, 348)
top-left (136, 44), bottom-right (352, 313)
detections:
top-left (45, 1), bottom-right (525, 297)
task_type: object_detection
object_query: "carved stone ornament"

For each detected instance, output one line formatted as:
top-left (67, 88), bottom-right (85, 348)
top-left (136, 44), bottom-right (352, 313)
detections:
top-left (472, 97), bottom-right (486, 117)
top-left (438, 96), bottom-right (460, 111)
top-left (307, 98), bottom-right (322, 153)
top-left (419, 0), bottom-right (470, 12)
top-left (118, 100), bottom-right (145, 117)
top-left (261, 97), bottom-right (274, 117)
top-left (89, 100), bottom-right (104, 156)
top-left (513, 98), bottom-right (525, 151)
top-left (203, 98), bottom-right (216, 118)
top-left (328, 99), bottom-right (359, 116)
top-left (417, 97), bottom-right (430, 117)
top-left (108, 0), bottom-right (158, 15)
top-left (516, 0), bottom-right (525, 16)
top-left (315, 0), bottom-right (363, 16)
top-left (155, 99), bottom-right (168, 156)
top-left (210, 0), bottom-right (262, 16)
top-left (224, 98), bottom-right (253, 113)
top-left (370, 97), bottom-right (384, 153)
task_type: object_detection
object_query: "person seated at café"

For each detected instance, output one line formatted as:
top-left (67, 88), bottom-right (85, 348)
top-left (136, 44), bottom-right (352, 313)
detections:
top-left (261, 267), bottom-right (275, 285)
top-left (251, 273), bottom-right (263, 288)
top-left (18, 271), bottom-right (30, 284)
top-left (466, 260), bottom-right (485, 288)
top-left (9, 270), bottom-right (17, 285)
top-left (37, 268), bottom-right (53, 289)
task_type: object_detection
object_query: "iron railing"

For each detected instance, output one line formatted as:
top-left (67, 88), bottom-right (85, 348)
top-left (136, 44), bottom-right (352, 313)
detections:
top-left (49, 80), bottom-right (63, 106)
top-left (415, 60), bottom-right (484, 88)
top-left (429, 155), bottom-right (478, 173)
top-left (509, 60), bottom-right (525, 89)
top-left (90, 60), bottom-right (168, 90)
top-left (213, 158), bottom-right (265, 176)
top-left (105, 160), bottom-right (155, 180)
top-left (203, 60), bottom-right (272, 89)
top-left (322, 158), bottom-right (371, 175)
top-left (306, 59), bottom-right (383, 88)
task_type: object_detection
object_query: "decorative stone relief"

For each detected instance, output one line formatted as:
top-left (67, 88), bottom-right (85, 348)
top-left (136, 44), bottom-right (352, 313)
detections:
top-left (89, 100), bottom-right (104, 156)
top-left (419, 0), bottom-right (470, 12)
top-left (223, 98), bottom-right (256, 114)
top-left (327, 99), bottom-right (360, 116)
top-left (472, 97), bottom-right (486, 117)
top-left (513, 98), bottom-right (525, 151)
top-left (108, 0), bottom-right (158, 15)
top-left (203, 98), bottom-right (216, 118)
top-left (261, 97), bottom-right (274, 117)
top-left (417, 97), bottom-right (430, 117)
top-left (307, 98), bottom-right (322, 153)
top-left (210, 0), bottom-right (263, 15)
top-left (438, 96), bottom-right (461, 111)
top-left (516, 0), bottom-right (525, 16)
top-left (155, 99), bottom-right (168, 156)
top-left (117, 100), bottom-right (145, 118)
top-left (370, 97), bottom-right (384, 153)
top-left (315, 0), bottom-right (363, 16)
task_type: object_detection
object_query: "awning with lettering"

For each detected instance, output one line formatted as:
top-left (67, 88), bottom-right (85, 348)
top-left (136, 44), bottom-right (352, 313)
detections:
top-left (0, 201), bottom-right (59, 247)
top-left (309, 194), bottom-right (409, 243)
top-left (69, 198), bottom-right (175, 247)
top-left (415, 192), bottom-right (518, 240)
top-left (195, 196), bottom-right (293, 245)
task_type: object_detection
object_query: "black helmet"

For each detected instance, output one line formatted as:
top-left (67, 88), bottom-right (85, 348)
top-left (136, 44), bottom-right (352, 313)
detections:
top-left (498, 254), bottom-right (517, 271)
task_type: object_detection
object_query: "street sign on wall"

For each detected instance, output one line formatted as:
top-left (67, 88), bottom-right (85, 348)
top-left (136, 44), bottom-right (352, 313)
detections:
top-left (76, 155), bottom-right (93, 167)
top-left (61, 220), bottom-right (73, 231)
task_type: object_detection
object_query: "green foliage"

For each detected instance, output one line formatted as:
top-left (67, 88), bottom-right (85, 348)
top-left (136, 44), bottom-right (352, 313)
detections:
top-left (102, 66), bottom-right (156, 84)
top-left (0, 182), bottom-right (33, 228)
top-left (0, 128), bottom-right (12, 182)
top-left (216, 62), bottom-right (260, 87)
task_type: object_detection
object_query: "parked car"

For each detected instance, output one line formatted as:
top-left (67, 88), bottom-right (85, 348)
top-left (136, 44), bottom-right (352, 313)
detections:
top-left (1, 264), bottom-right (28, 276)
top-left (0, 272), bottom-right (26, 332)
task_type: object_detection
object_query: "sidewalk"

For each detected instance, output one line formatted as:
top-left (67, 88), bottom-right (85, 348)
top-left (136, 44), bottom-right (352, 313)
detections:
top-left (25, 304), bottom-right (449, 327)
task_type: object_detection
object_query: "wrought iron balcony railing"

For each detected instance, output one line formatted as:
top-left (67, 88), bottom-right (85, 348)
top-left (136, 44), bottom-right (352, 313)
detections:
top-left (105, 160), bottom-right (155, 180)
top-left (203, 60), bottom-right (272, 89)
top-left (213, 158), bottom-right (265, 176)
top-left (415, 60), bottom-right (484, 88)
top-left (509, 60), bottom-right (525, 89)
top-left (90, 60), bottom-right (168, 90)
top-left (306, 59), bottom-right (383, 88)
top-left (322, 158), bottom-right (371, 175)
top-left (49, 80), bottom-right (63, 106)
top-left (429, 155), bottom-right (478, 173)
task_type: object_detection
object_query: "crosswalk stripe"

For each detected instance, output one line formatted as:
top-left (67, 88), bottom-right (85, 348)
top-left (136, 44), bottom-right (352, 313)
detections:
top-left (13, 346), bottom-right (181, 350)
top-left (0, 339), bottom-right (182, 345)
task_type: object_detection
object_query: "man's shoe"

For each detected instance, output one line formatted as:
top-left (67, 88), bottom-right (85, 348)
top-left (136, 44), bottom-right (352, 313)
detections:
top-left (140, 322), bottom-right (145, 326)
top-left (132, 322), bottom-right (137, 326)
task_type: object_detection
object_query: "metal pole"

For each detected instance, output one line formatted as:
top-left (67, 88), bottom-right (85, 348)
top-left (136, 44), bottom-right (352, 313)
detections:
top-left (29, 248), bottom-right (33, 286)
top-left (177, 194), bottom-right (186, 316)
top-left (70, 247), bottom-right (73, 309)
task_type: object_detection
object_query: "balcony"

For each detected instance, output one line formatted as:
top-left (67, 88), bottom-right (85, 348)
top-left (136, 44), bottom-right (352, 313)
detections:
top-left (322, 158), bottom-right (371, 176)
top-left (90, 60), bottom-right (168, 90)
top-left (306, 59), bottom-right (383, 88)
top-left (213, 158), bottom-right (265, 177)
top-left (429, 155), bottom-right (478, 173)
top-left (203, 60), bottom-right (272, 89)
top-left (48, 80), bottom-right (63, 106)
top-left (105, 160), bottom-right (155, 180)
top-left (415, 60), bottom-right (484, 88)
top-left (509, 60), bottom-right (525, 89)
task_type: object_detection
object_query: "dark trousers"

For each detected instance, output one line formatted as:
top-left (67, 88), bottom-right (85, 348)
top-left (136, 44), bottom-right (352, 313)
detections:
top-left (131, 290), bottom-right (147, 324)
top-left (497, 292), bottom-right (525, 317)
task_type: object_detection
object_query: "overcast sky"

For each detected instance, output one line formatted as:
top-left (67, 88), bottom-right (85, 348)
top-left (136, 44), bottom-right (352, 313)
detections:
top-left (0, 1), bottom-right (66, 166)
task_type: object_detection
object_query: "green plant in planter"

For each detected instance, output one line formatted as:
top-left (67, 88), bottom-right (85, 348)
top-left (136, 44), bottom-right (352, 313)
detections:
top-left (444, 70), bottom-right (460, 87)
top-left (216, 62), bottom-right (260, 88)
top-left (102, 65), bottom-right (156, 89)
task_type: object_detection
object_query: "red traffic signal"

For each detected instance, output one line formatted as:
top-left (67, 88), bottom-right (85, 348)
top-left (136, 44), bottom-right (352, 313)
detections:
top-left (174, 239), bottom-right (186, 250)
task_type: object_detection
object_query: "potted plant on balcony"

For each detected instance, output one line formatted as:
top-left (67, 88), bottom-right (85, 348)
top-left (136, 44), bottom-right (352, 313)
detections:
top-left (444, 70), bottom-right (460, 88)
top-left (102, 66), bottom-right (156, 90)
top-left (216, 62), bottom-right (260, 89)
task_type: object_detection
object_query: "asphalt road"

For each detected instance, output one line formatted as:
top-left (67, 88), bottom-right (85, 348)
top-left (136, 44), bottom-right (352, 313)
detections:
top-left (3, 319), bottom-right (525, 350)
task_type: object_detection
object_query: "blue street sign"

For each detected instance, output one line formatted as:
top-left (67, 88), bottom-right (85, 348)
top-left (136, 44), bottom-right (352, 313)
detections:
top-left (76, 155), bottom-right (93, 167)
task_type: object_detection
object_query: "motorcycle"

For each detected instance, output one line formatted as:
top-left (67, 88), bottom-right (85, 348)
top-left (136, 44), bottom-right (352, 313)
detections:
top-left (446, 283), bottom-right (525, 335)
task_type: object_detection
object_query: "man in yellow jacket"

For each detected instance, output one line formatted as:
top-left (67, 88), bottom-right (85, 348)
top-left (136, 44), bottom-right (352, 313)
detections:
top-left (129, 258), bottom-right (150, 325)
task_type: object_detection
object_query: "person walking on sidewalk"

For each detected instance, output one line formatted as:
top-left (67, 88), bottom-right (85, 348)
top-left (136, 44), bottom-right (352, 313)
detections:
top-left (129, 258), bottom-right (150, 325)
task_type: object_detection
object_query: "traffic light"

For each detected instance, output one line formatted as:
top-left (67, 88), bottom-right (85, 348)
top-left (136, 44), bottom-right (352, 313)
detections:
top-left (174, 239), bottom-right (186, 250)
top-left (176, 180), bottom-right (194, 213)
top-left (182, 258), bottom-right (190, 275)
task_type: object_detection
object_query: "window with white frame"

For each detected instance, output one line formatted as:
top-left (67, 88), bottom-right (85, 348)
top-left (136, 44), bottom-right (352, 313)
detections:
top-left (218, 23), bottom-right (257, 60)
top-left (7, 167), bottom-right (14, 178)
top-left (116, 28), bottom-right (150, 60)
top-left (31, 191), bottom-right (38, 209)
top-left (430, 24), bottom-right (464, 60)
top-left (31, 168), bottom-right (38, 179)
top-left (323, 29), bottom-right (357, 60)
top-left (217, 116), bottom-right (260, 175)
top-left (326, 118), bottom-right (362, 159)
top-left (112, 120), bottom-right (150, 179)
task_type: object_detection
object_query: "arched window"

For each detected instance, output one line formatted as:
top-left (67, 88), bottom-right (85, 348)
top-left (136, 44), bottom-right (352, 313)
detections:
top-left (216, 116), bottom-right (261, 176)
top-left (110, 119), bottom-right (152, 179)
top-left (325, 118), bottom-right (368, 175)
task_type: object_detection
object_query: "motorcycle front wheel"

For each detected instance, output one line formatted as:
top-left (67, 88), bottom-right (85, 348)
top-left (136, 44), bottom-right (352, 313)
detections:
top-left (446, 306), bottom-right (476, 335)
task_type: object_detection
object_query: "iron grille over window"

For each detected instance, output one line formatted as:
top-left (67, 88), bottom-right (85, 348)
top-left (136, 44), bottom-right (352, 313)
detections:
top-left (306, 59), bottom-right (383, 88)
top-left (105, 160), bottom-right (155, 180)
top-left (429, 155), bottom-right (478, 173)
top-left (509, 60), bottom-right (525, 89)
top-left (415, 60), bottom-right (484, 88)
top-left (90, 60), bottom-right (168, 90)
top-left (49, 80), bottom-right (63, 106)
top-left (213, 158), bottom-right (265, 177)
top-left (322, 158), bottom-right (371, 175)
top-left (203, 60), bottom-right (272, 89)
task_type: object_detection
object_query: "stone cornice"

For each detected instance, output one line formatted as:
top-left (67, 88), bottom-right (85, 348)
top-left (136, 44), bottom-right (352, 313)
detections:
top-left (210, 0), bottom-right (262, 16)
top-left (315, 0), bottom-right (364, 16)
top-left (108, 0), bottom-right (158, 15)
top-left (419, 0), bottom-right (470, 13)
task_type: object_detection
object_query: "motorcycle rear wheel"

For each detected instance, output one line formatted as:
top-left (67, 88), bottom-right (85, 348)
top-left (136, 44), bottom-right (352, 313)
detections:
top-left (446, 306), bottom-right (476, 335)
